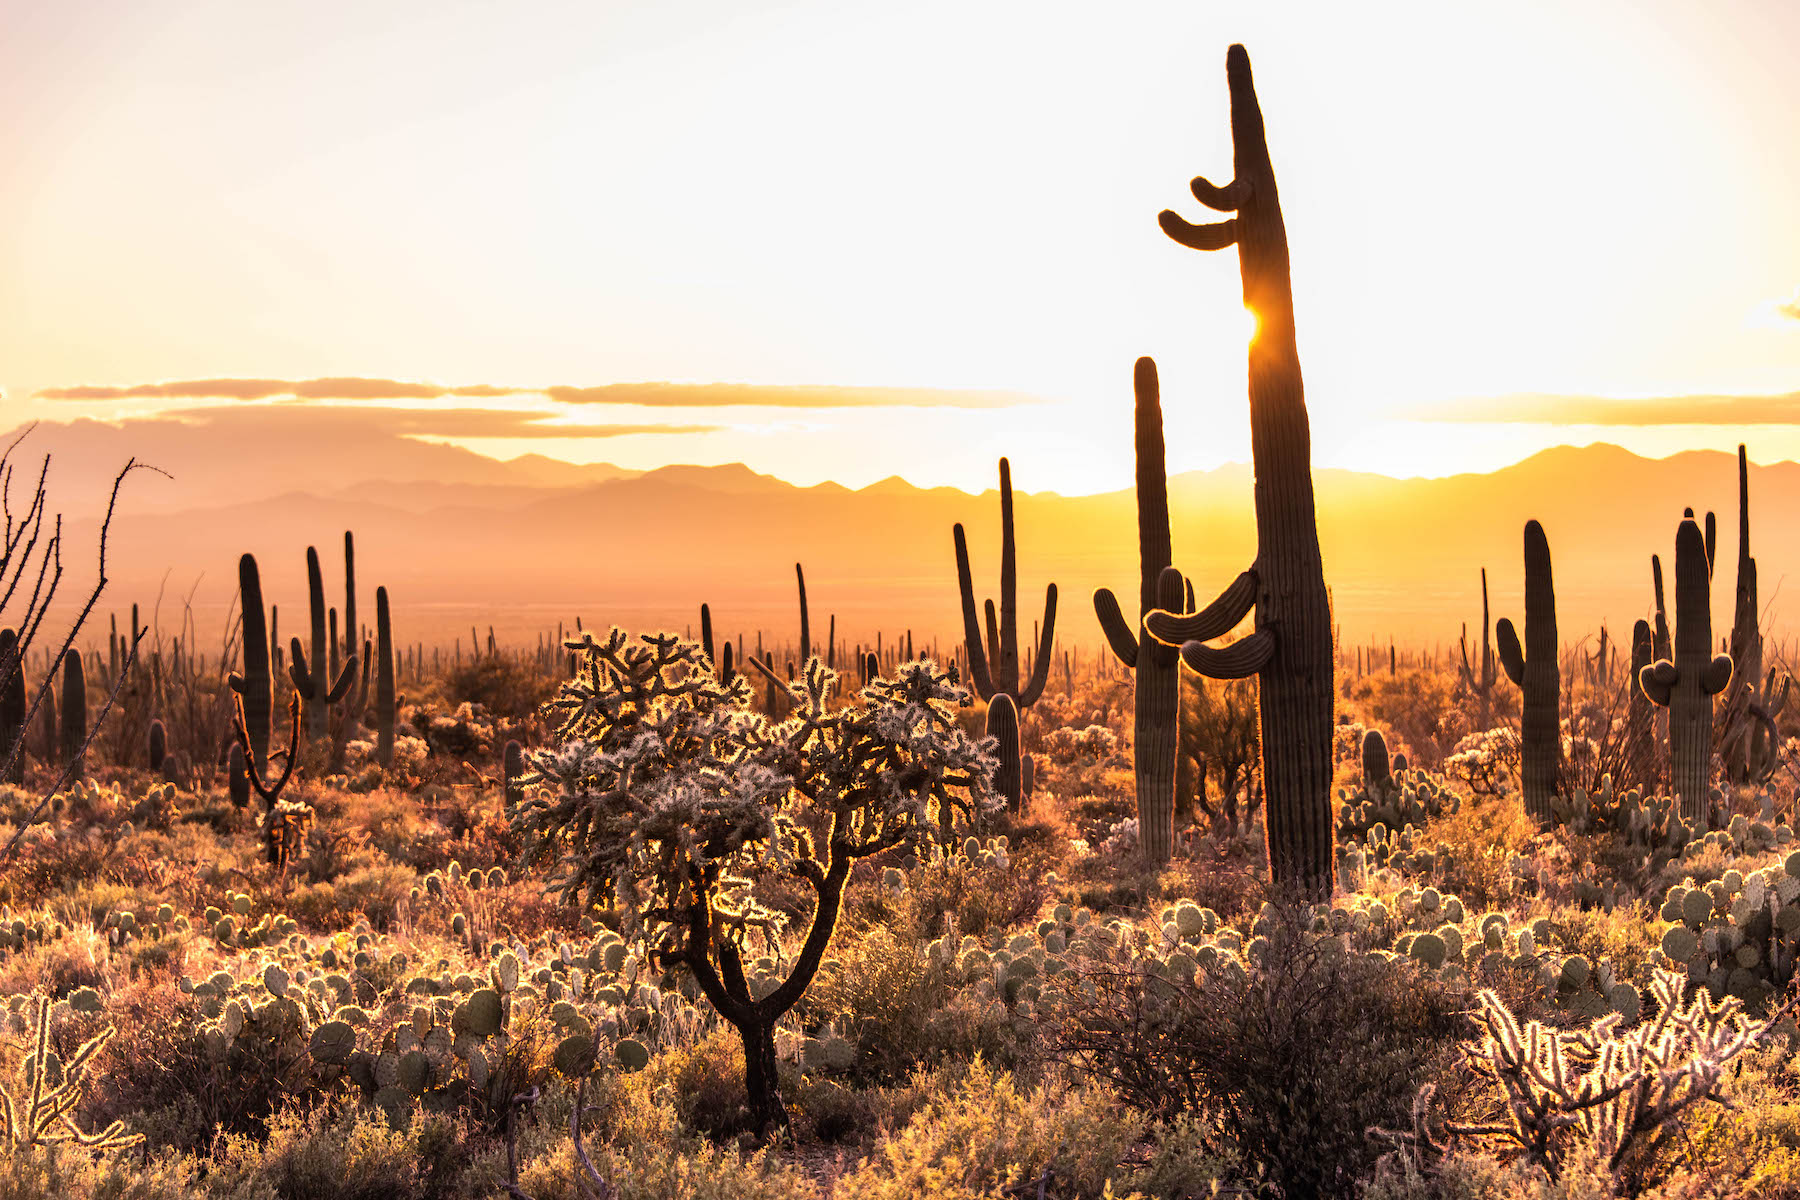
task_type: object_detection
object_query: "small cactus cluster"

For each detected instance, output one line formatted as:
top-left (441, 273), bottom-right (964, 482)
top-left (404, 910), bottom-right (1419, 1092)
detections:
top-left (152, 906), bottom-right (716, 1128)
top-left (1646, 852), bottom-right (1800, 1010)
top-left (1334, 762), bottom-right (1459, 844)
top-left (1336, 822), bottom-right (1453, 886)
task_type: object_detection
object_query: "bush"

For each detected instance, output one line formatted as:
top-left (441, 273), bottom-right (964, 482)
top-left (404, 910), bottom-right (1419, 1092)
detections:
top-left (442, 654), bottom-right (557, 720)
top-left (839, 1058), bottom-right (1146, 1200)
top-left (1054, 907), bottom-right (1467, 1199)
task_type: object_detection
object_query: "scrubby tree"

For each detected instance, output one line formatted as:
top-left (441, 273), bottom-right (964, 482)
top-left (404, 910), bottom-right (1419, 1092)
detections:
top-left (509, 630), bottom-right (1000, 1136)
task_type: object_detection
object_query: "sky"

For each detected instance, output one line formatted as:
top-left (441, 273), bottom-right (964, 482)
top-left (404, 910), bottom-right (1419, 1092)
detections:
top-left (3, 0), bottom-right (1799, 494)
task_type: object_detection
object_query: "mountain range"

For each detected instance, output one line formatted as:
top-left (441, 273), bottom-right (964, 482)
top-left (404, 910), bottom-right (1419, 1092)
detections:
top-left (7, 413), bottom-right (1793, 661)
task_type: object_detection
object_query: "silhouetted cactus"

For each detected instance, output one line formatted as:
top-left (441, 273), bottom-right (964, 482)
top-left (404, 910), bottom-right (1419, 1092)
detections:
top-left (1142, 44), bottom-right (1336, 899)
top-left (294, 547), bottom-right (333, 741)
top-left (1721, 445), bottom-right (1764, 784)
top-left (148, 718), bottom-right (166, 773)
top-left (795, 562), bottom-right (811, 664)
top-left (342, 530), bottom-right (358, 664)
top-left (1627, 619), bottom-right (1655, 793)
top-left (1641, 517), bottom-right (1733, 828)
top-left (1457, 568), bottom-right (1498, 729)
top-left (228, 742), bottom-right (250, 808)
top-left (0, 627), bottom-right (23, 785)
top-left (228, 554), bottom-right (272, 778)
top-left (1094, 358), bottom-right (1188, 863)
top-left (954, 458), bottom-right (1057, 710)
top-left (60, 650), bottom-right (86, 780)
top-left (1362, 729), bottom-right (1392, 791)
top-left (289, 630), bottom-right (355, 742)
top-left (375, 586), bottom-right (397, 768)
top-left (987, 693), bottom-right (1022, 812)
top-left (1496, 520), bottom-right (1560, 826)
top-left (1651, 554), bottom-right (1671, 663)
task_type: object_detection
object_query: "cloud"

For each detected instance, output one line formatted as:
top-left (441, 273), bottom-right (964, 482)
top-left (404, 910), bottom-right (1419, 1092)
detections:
top-left (38, 377), bottom-right (522, 402)
top-left (1409, 391), bottom-right (1800, 426)
top-left (37, 377), bottom-right (1039, 409)
top-left (541, 382), bottom-right (1039, 409)
top-left (158, 405), bottom-right (720, 439)
top-left (1778, 291), bottom-right (1800, 322)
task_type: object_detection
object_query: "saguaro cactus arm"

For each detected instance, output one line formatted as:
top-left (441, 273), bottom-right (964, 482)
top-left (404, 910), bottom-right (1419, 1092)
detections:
top-left (953, 523), bottom-right (997, 700)
top-left (1015, 584), bottom-right (1058, 707)
top-left (1145, 569), bottom-right (1258, 646)
top-left (1093, 588), bottom-right (1140, 669)
top-left (1179, 630), bottom-right (1275, 679)
top-left (1495, 619), bottom-right (1525, 687)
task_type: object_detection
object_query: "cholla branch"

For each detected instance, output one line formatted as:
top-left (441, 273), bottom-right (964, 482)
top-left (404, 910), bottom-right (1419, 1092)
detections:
top-left (1381, 967), bottom-right (1795, 1180)
top-left (0, 993), bottom-right (143, 1153)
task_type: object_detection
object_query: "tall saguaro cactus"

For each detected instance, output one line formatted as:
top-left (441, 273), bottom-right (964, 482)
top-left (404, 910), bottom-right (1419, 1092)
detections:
top-left (1141, 44), bottom-right (1336, 900)
top-left (228, 554), bottom-right (272, 779)
top-left (1627, 619), bottom-right (1655, 794)
top-left (1458, 569), bottom-right (1497, 730)
top-left (1094, 357), bottom-right (1188, 864)
top-left (1721, 445), bottom-right (1764, 783)
top-left (294, 547), bottom-right (332, 741)
top-left (59, 650), bottom-right (87, 780)
top-left (343, 530), bottom-right (358, 663)
top-left (375, 586), bottom-right (397, 768)
top-left (1641, 517), bottom-right (1733, 828)
top-left (953, 458), bottom-right (1058, 709)
top-left (795, 563), bottom-right (812, 665)
top-left (1495, 520), bottom-right (1560, 826)
top-left (0, 628), bottom-right (23, 785)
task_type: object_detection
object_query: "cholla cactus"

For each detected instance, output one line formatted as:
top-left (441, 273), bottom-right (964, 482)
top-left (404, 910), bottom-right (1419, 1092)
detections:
top-left (511, 629), bottom-right (1000, 1136)
top-left (1, 993), bottom-right (142, 1154)
top-left (1392, 967), bottom-right (1794, 1180)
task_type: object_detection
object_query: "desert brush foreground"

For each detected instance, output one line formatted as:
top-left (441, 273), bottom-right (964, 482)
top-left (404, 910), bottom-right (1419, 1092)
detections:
top-left (10, 43), bottom-right (1800, 1200)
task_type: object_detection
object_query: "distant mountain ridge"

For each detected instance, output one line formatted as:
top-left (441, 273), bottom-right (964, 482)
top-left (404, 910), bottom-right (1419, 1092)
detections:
top-left (10, 414), bottom-right (1795, 656)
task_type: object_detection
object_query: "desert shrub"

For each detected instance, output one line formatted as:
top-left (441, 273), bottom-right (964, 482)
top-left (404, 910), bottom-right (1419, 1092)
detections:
top-left (900, 843), bottom-right (1046, 938)
top-left (0, 1144), bottom-right (199, 1200)
top-left (1054, 909), bottom-right (1467, 1198)
top-left (1424, 791), bottom-right (1537, 909)
top-left (839, 1058), bottom-right (1146, 1200)
top-left (640, 1025), bottom-right (757, 1141)
top-left (205, 1103), bottom-right (464, 1200)
top-left (803, 924), bottom-right (947, 1082)
top-left (1347, 669), bottom-right (1471, 770)
top-left (442, 654), bottom-right (556, 721)
top-left (286, 862), bottom-right (416, 929)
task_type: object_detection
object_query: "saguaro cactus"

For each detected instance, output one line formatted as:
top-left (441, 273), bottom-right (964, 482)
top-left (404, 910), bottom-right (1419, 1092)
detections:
top-left (1627, 619), bottom-right (1655, 793)
top-left (986, 693), bottom-right (1022, 812)
top-left (375, 586), bottom-right (397, 768)
top-left (228, 554), bottom-right (272, 778)
top-left (795, 563), bottom-right (812, 665)
top-left (1362, 728), bottom-right (1392, 791)
top-left (1094, 358), bottom-right (1189, 864)
top-left (343, 530), bottom-right (358, 663)
top-left (1458, 568), bottom-right (1498, 730)
top-left (954, 458), bottom-right (1058, 710)
top-left (60, 650), bottom-right (87, 780)
top-left (295, 547), bottom-right (332, 741)
top-left (1142, 44), bottom-right (1336, 900)
top-left (1641, 517), bottom-right (1733, 828)
top-left (1721, 445), bottom-right (1763, 783)
top-left (0, 627), bottom-right (23, 784)
top-left (1495, 520), bottom-right (1560, 826)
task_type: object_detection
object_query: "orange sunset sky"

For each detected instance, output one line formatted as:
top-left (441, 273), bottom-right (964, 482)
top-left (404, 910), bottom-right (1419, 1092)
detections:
top-left (3, 0), bottom-right (1799, 495)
